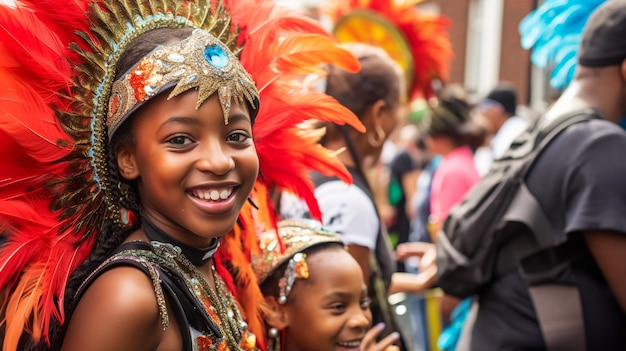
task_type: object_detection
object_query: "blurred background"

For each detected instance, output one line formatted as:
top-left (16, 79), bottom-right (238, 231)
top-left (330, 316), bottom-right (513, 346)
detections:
top-left (273, 0), bottom-right (557, 116)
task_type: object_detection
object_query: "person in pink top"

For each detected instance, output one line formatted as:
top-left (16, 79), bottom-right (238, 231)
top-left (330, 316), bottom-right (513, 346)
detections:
top-left (430, 146), bottom-right (480, 226)
top-left (420, 88), bottom-right (484, 335)
top-left (424, 89), bottom-right (484, 240)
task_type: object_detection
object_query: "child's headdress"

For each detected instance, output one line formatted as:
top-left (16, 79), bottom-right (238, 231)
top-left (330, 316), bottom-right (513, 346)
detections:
top-left (252, 219), bottom-right (344, 304)
top-left (0, 0), bottom-right (364, 349)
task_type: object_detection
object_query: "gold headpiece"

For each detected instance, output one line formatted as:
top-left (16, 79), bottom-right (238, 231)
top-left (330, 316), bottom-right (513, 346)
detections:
top-left (253, 219), bottom-right (344, 303)
top-left (54, 0), bottom-right (253, 228)
top-left (108, 29), bottom-right (258, 138)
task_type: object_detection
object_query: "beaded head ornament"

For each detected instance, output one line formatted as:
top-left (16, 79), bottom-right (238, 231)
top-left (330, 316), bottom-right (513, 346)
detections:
top-left (108, 29), bottom-right (258, 137)
top-left (253, 219), bottom-right (345, 304)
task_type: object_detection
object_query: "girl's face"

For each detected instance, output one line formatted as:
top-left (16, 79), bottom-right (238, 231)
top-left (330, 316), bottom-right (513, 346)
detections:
top-left (281, 248), bottom-right (372, 351)
top-left (119, 90), bottom-right (259, 247)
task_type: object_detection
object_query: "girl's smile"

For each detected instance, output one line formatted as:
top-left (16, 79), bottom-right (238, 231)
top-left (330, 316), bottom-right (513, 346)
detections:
top-left (187, 183), bottom-right (239, 214)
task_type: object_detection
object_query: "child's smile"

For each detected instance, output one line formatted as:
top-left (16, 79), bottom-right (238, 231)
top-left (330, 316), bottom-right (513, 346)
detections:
top-left (281, 247), bottom-right (372, 351)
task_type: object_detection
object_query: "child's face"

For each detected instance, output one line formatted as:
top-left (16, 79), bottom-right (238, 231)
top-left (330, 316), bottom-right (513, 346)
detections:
top-left (120, 89), bottom-right (258, 246)
top-left (282, 248), bottom-right (372, 351)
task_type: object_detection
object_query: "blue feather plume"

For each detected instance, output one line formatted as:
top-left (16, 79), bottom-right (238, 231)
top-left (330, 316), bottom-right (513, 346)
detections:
top-left (519, 0), bottom-right (606, 88)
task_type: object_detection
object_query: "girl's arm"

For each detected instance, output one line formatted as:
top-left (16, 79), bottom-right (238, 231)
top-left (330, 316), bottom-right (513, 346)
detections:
top-left (62, 266), bottom-right (166, 351)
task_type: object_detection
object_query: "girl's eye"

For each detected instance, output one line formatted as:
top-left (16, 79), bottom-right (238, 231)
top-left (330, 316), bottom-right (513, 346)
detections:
top-left (227, 131), bottom-right (251, 143)
top-left (360, 297), bottom-right (372, 310)
top-left (328, 303), bottom-right (347, 313)
top-left (167, 135), bottom-right (192, 145)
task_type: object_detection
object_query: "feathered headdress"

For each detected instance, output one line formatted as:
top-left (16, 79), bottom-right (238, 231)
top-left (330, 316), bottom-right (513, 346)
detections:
top-left (0, 0), bottom-right (363, 349)
top-left (325, 0), bottom-right (453, 99)
top-left (520, 0), bottom-right (606, 89)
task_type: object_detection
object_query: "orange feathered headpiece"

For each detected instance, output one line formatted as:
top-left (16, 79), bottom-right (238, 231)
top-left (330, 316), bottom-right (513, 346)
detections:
top-left (0, 0), bottom-right (363, 350)
top-left (325, 0), bottom-right (453, 99)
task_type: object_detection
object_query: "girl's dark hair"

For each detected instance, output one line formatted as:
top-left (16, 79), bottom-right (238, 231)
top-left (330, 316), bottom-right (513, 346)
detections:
top-left (317, 44), bottom-right (404, 228)
top-left (260, 242), bottom-right (344, 301)
top-left (325, 44), bottom-right (403, 121)
top-left (415, 128), bottom-right (428, 151)
top-left (43, 27), bottom-right (195, 351)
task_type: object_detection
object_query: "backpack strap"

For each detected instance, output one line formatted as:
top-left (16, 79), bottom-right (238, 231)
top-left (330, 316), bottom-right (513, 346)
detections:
top-left (526, 284), bottom-right (585, 351)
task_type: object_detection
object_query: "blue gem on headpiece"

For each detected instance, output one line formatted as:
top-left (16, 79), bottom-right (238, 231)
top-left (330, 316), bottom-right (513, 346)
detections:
top-left (204, 44), bottom-right (229, 69)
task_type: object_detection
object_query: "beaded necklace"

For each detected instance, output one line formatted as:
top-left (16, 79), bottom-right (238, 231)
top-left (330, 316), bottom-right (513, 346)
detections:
top-left (152, 241), bottom-right (256, 351)
top-left (140, 215), bottom-right (256, 349)
top-left (151, 241), bottom-right (258, 351)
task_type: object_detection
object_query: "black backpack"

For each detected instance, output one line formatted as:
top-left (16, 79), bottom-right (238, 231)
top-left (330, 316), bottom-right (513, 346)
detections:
top-left (436, 109), bottom-right (601, 350)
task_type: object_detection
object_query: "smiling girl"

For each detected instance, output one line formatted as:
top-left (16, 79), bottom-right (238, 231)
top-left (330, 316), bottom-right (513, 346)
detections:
top-left (0, 0), bottom-right (362, 350)
top-left (254, 219), bottom-right (400, 351)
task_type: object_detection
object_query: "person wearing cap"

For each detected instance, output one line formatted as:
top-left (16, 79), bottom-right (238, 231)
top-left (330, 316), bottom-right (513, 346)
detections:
top-left (469, 1), bottom-right (626, 349)
top-left (473, 83), bottom-right (529, 175)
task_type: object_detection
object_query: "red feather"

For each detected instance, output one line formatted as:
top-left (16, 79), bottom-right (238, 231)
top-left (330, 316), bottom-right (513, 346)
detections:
top-left (254, 87), bottom-right (364, 135)
top-left (0, 79), bottom-right (73, 163)
top-left (0, 1), bottom-right (91, 349)
top-left (272, 34), bottom-right (360, 75)
top-left (0, 5), bottom-right (74, 97)
top-left (0, 199), bottom-right (94, 346)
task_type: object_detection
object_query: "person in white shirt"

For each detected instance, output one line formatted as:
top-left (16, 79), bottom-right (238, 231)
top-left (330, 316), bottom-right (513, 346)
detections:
top-left (473, 84), bottom-right (529, 175)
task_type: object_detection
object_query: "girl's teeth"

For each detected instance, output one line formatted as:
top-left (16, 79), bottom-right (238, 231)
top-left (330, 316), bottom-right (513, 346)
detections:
top-left (192, 188), bottom-right (232, 201)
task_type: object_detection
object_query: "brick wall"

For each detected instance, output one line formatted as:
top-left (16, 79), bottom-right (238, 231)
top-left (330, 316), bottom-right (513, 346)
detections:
top-left (499, 0), bottom-right (534, 105)
top-left (435, 0), bottom-right (470, 86)
top-left (426, 0), bottom-right (535, 104)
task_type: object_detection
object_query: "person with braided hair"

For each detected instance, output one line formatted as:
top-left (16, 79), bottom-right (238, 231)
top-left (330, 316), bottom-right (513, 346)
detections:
top-left (58, 26), bottom-right (261, 351)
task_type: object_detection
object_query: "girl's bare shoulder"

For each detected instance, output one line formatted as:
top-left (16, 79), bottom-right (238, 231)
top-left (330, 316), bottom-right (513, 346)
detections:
top-left (62, 266), bottom-right (163, 351)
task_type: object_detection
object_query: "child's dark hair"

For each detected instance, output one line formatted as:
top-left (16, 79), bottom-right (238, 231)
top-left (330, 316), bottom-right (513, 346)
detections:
top-left (260, 242), bottom-right (345, 302)
top-left (42, 27), bottom-right (195, 351)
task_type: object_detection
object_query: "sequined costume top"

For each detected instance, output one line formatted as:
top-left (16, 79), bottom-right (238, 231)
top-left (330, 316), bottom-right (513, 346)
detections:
top-left (76, 241), bottom-right (258, 351)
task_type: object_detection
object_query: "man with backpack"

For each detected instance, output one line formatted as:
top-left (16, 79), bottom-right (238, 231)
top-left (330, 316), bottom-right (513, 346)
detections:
top-left (434, 2), bottom-right (626, 350)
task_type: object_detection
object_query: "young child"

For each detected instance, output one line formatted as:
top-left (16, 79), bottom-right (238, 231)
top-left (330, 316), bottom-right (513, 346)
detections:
top-left (253, 219), bottom-right (400, 351)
